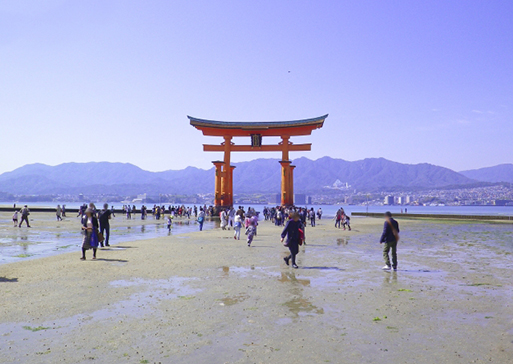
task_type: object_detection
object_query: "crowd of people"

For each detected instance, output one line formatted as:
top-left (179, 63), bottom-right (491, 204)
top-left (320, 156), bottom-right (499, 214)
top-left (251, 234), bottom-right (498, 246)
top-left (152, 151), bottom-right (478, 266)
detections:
top-left (10, 202), bottom-right (400, 271)
top-left (216, 205), bottom-right (400, 271)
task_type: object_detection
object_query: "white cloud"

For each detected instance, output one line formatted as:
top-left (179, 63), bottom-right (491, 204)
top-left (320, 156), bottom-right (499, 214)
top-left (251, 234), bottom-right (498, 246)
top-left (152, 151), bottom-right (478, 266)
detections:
top-left (471, 110), bottom-right (483, 114)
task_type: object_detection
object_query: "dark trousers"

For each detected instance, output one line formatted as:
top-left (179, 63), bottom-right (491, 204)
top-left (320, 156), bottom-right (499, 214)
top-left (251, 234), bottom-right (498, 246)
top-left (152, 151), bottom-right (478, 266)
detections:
top-left (100, 223), bottom-right (110, 246)
top-left (286, 253), bottom-right (297, 266)
top-left (335, 220), bottom-right (341, 228)
top-left (383, 241), bottom-right (398, 268)
top-left (19, 216), bottom-right (30, 227)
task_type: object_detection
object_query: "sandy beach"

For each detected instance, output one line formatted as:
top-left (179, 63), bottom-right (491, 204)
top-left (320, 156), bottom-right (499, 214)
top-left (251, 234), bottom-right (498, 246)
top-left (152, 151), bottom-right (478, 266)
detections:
top-left (1, 214), bottom-right (512, 364)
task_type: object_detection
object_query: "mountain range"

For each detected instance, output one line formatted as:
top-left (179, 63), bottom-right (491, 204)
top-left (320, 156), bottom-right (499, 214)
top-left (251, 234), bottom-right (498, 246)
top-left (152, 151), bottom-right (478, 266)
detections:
top-left (460, 164), bottom-right (513, 184)
top-left (0, 157), bottom-right (510, 196)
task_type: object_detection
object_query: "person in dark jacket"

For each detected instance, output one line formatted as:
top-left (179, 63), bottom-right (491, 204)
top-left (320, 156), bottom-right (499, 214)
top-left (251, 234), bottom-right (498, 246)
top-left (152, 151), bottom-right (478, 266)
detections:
top-left (281, 212), bottom-right (304, 269)
top-left (380, 211), bottom-right (400, 271)
top-left (81, 208), bottom-right (99, 260)
top-left (99, 203), bottom-right (112, 247)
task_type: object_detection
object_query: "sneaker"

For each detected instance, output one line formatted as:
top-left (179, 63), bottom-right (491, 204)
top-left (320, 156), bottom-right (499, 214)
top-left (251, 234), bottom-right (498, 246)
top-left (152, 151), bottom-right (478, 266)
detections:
top-left (382, 265), bottom-right (391, 271)
top-left (284, 257), bottom-right (290, 266)
top-left (393, 267), bottom-right (397, 271)
top-left (292, 264), bottom-right (299, 269)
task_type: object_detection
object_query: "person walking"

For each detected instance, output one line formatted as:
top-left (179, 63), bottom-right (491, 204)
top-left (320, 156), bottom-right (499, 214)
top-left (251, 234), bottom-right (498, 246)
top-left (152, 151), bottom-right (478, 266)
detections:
top-left (56, 205), bottom-right (63, 221)
top-left (197, 208), bottom-right (205, 231)
top-left (281, 212), bottom-right (304, 269)
top-left (99, 203), bottom-right (112, 247)
top-left (12, 210), bottom-right (18, 227)
top-left (335, 209), bottom-right (342, 229)
top-left (380, 211), bottom-right (400, 271)
top-left (81, 208), bottom-right (100, 260)
top-left (228, 207), bottom-right (235, 229)
top-left (309, 208), bottom-right (316, 227)
top-left (233, 214), bottom-right (242, 240)
top-left (18, 205), bottom-right (31, 228)
top-left (220, 209), bottom-right (228, 230)
top-left (343, 215), bottom-right (352, 231)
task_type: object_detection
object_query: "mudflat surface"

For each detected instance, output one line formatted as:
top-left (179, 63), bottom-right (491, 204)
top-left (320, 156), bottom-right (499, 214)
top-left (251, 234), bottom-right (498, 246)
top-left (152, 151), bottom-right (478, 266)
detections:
top-left (1, 216), bottom-right (512, 364)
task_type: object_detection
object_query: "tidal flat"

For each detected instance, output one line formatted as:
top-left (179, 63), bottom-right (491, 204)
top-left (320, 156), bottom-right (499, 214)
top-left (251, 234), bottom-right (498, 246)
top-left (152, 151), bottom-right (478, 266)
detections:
top-left (0, 215), bottom-right (512, 363)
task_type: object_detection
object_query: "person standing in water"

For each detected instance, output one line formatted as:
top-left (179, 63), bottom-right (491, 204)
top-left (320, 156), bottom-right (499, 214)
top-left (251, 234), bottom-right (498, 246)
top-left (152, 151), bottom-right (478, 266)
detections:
top-left (81, 208), bottom-right (99, 260)
top-left (380, 211), bottom-right (400, 271)
top-left (281, 212), bottom-right (304, 269)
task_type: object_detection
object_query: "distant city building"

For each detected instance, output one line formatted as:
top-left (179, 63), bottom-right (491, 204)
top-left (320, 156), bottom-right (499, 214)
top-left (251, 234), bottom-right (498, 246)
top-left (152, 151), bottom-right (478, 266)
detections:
top-left (308, 196), bottom-right (312, 205)
top-left (295, 194), bottom-right (306, 205)
top-left (397, 196), bottom-right (405, 205)
top-left (384, 195), bottom-right (394, 205)
top-left (406, 195), bottom-right (413, 204)
top-left (325, 179), bottom-right (351, 190)
top-left (494, 200), bottom-right (512, 206)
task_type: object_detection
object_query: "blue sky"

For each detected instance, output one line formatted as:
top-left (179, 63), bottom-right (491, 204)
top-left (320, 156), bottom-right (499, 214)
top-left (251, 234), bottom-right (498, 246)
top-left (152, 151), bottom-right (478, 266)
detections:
top-left (1, 0), bottom-right (512, 174)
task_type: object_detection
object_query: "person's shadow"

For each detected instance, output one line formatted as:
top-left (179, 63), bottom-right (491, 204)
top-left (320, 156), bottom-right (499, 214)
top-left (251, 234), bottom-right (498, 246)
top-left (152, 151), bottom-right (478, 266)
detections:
top-left (0, 277), bottom-right (18, 282)
top-left (93, 258), bottom-right (129, 263)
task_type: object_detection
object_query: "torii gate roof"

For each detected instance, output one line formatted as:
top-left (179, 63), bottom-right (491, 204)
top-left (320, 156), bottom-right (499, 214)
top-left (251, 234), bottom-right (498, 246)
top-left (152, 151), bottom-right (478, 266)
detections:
top-left (188, 114), bottom-right (328, 137)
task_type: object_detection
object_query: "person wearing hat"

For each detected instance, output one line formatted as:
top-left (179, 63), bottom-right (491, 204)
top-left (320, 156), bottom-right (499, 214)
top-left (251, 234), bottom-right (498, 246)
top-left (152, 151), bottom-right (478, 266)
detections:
top-left (81, 208), bottom-right (99, 260)
top-left (380, 211), bottom-right (400, 271)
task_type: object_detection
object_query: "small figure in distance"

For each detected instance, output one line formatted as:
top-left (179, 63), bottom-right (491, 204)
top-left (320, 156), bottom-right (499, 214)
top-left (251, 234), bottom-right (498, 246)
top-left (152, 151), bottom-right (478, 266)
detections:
top-left (56, 205), bottom-right (63, 221)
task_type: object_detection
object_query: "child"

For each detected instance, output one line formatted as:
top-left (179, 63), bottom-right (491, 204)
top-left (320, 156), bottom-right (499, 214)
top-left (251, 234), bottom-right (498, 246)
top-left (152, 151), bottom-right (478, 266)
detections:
top-left (12, 211), bottom-right (18, 227)
top-left (343, 215), bottom-right (351, 231)
top-left (167, 216), bottom-right (172, 230)
top-left (246, 224), bottom-right (256, 247)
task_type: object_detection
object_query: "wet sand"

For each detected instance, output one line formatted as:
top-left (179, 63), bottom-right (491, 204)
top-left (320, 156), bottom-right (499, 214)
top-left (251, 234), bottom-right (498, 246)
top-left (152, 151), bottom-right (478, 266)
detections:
top-left (1, 215), bottom-right (512, 363)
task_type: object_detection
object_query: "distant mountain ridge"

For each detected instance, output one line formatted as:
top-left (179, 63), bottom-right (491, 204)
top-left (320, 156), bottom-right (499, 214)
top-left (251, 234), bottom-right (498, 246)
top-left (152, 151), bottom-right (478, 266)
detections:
top-left (460, 164), bottom-right (513, 184)
top-left (0, 157), bottom-right (484, 196)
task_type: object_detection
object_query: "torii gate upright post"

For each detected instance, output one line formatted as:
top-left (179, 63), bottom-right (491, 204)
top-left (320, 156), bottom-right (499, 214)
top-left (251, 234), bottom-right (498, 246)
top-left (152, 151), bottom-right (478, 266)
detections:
top-left (189, 115), bottom-right (328, 209)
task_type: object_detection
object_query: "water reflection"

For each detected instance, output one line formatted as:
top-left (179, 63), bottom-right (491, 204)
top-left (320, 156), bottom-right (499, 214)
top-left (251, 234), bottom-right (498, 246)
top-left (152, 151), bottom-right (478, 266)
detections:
top-left (0, 220), bottom-right (215, 264)
top-left (383, 271), bottom-right (398, 285)
top-left (278, 272), bottom-right (324, 317)
top-left (337, 237), bottom-right (349, 246)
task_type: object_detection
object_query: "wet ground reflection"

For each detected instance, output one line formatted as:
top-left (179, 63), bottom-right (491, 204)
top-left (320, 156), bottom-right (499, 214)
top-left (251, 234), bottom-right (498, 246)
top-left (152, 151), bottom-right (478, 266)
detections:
top-left (0, 220), bottom-right (215, 264)
top-left (278, 272), bottom-right (324, 317)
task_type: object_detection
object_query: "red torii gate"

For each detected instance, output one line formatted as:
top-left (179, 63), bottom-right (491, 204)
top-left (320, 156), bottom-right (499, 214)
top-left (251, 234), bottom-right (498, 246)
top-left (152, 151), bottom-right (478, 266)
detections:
top-left (189, 114), bottom-right (328, 208)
